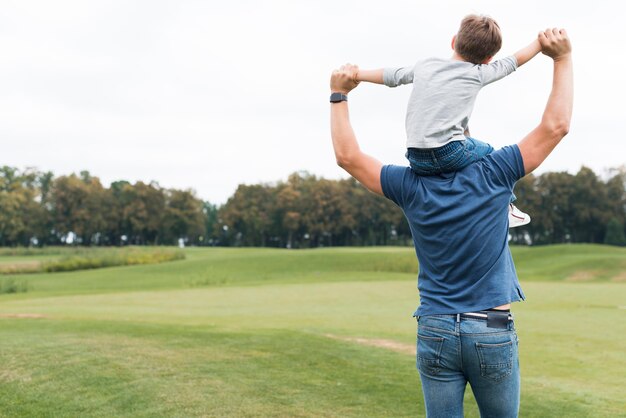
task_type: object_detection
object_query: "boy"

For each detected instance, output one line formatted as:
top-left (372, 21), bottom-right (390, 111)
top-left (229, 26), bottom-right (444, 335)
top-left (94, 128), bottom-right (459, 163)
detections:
top-left (355, 14), bottom-right (541, 227)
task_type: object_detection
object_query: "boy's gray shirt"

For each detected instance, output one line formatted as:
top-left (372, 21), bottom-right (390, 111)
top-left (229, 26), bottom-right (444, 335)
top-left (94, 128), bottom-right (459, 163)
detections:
top-left (383, 56), bottom-right (517, 149)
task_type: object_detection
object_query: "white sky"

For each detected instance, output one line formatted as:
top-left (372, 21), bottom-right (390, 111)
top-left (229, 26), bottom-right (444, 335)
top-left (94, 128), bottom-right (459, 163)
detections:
top-left (2, 0), bottom-right (625, 204)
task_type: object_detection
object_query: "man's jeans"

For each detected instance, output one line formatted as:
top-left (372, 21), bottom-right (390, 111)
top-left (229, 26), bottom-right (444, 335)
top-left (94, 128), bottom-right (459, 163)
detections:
top-left (416, 314), bottom-right (520, 418)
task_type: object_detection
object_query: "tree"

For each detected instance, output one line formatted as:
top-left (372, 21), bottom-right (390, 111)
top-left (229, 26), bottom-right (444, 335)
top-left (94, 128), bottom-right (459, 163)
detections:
top-left (162, 189), bottom-right (205, 245)
top-left (121, 181), bottom-right (166, 245)
top-left (31, 170), bottom-right (55, 245)
top-left (202, 201), bottom-right (219, 245)
top-left (604, 218), bottom-right (626, 246)
top-left (533, 172), bottom-right (576, 244)
top-left (571, 167), bottom-right (609, 243)
top-left (299, 178), bottom-right (345, 247)
top-left (274, 175), bottom-right (303, 248)
top-left (0, 164), bottom-right (624, 248)
top-left (219, 184), bottom-right (275, 246)
top-left (0, 189), bottom-right (27, 245)
top-left (50, 173), bottom-right (108, 245)
top-left (605, 170), bottom-right (626, 230)
top-left (0, 167), bottom-right (53, 246)
top-left (104, 180), bottom-right (132, 245)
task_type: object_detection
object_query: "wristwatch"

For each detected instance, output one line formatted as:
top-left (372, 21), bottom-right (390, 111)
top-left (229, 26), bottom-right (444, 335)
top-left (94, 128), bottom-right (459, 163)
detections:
top-left (330, 92), bottom-right (348, 103)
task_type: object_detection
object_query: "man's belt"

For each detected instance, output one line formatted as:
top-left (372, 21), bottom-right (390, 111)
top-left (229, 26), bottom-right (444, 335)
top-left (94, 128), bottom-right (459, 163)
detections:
top-left (460, 310), bottom-right (513, 329)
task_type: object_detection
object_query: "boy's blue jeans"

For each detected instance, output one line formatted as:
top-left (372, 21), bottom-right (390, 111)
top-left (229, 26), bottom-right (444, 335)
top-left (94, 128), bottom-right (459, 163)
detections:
top-left (406, 138), bottom-right (516, 202)
top-left (406, 137), bottom-right (494, 175)
top-left (416, 314), bottom-right (520, 418)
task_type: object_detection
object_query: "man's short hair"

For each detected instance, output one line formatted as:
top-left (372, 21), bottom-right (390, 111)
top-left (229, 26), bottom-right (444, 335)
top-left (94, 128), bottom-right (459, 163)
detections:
top-left (455, 14), bottom-right (502, 64)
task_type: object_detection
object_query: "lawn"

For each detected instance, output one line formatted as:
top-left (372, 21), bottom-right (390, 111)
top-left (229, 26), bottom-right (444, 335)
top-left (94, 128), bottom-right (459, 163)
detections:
top-left (0, 245), bottom-right (625, 417)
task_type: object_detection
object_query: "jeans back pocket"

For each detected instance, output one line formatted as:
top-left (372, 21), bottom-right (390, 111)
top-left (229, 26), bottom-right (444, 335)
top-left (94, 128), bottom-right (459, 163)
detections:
top-left (475, 340), bottom-right (513, 381)
top-left (417, 334), bottom-right (444, 376)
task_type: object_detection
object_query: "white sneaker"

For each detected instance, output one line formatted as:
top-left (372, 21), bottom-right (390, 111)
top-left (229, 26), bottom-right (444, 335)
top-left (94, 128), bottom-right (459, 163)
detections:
top-left (509, 203), bottom-right (531, 228)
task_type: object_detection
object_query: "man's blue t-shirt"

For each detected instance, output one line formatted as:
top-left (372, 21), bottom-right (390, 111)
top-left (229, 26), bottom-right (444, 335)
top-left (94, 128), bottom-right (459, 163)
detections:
top-left (381, 145), bottom-right (526, 316)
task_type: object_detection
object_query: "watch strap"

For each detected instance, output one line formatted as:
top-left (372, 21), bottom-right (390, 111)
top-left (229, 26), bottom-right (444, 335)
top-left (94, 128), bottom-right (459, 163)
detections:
top-left (330, 92), bottom-right (348, 103)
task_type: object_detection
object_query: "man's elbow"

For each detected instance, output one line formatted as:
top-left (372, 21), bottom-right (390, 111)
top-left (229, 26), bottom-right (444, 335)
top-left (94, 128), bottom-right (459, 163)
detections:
top-left (335, 151), bottom-right (361, 172)
top-left (335, 155), bottom-right (352, 170)
top-left (334, 147), bottom-right (357, 168)
top-left (544, 118), bottom-right (571, 140)
top-left (554, 119), bottom-right (570, 138)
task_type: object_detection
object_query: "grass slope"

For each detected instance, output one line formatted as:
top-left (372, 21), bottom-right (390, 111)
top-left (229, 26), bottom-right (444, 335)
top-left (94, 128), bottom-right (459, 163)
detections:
top-left (1, 244), bottom-right (625, 298)
top-left (1, 245), bottom-right (625, 417)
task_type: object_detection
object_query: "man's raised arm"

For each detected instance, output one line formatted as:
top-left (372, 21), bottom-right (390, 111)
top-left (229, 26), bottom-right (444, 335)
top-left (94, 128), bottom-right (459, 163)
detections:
top-left (330, 64), bottom-right (384, 195)
top-left (518, 28), bottom-right (573, 174)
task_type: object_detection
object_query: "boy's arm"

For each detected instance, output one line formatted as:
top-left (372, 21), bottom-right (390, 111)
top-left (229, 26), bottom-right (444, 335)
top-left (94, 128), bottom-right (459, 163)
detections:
top-left (356, 66), bottom-right (414, 87)
top-left (514, 39), bottom-right (542, 67)
top-left (483, 38), bottom-right (541, 84)
top-left (355, 69), bottom-right (384, 84)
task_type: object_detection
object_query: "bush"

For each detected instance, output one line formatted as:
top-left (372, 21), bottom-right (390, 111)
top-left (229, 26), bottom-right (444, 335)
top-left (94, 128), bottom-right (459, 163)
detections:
top-left (0, 247), bottom-right (66, 257)
top-left (42, 249), bottom-right (185, 273)
top-left (0, 263), bottom-right (41, 275)
top-left (0, 247), bottom-right (185, 275)
top-left (0, 278), bottom-right (29, 294)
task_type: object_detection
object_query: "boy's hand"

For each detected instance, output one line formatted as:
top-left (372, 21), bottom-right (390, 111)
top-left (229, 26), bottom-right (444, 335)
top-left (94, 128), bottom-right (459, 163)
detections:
top-left (330, 64), bottom-right (360, 94)
top-left (539, 28), bottom-right (571, 61)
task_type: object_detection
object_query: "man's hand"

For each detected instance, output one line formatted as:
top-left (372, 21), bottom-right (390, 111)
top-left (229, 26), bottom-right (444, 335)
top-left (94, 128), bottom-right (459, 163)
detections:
top-left (330, 63), bottom-right (360, 93)
top-left (330, 64), bottom-right (383, 195)
top-left (539, 28), bottom-right (571, 61)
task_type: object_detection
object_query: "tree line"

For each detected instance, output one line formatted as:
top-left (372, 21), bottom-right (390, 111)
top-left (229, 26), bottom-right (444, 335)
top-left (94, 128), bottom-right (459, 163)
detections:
top-left (1, 165), bottom-right (625, 247)
top-left (0, 167), bottom-right (206, 247)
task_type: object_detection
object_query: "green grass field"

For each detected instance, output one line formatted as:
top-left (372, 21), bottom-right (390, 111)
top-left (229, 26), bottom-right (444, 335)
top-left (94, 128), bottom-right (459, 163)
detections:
top-left (1, 245), bottom-right (625, 417)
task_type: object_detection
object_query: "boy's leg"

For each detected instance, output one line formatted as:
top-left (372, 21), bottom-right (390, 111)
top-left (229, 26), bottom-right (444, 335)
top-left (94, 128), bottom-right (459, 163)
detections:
top-left (406, 149), bottom-right (441, 176)
top-left (408, 141), bottom-right (468, 175)
top-left (509, 183), bottom-right (530, 227)
top-left (437, 138), bottom-right (494, 173)
top-left (459, 137), bottom-right (495, 161)
top-left (509, 203), bottom-right (531, 227)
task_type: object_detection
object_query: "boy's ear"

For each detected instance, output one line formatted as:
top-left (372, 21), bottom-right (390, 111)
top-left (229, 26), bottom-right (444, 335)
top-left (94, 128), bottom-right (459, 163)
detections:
top-left (451, 35), bottom-right (456, 50)
top-left (481, 56), bottom-right (493, 64)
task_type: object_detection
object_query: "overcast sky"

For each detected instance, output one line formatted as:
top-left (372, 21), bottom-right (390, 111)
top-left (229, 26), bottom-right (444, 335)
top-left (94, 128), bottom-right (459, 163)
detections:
top-left (2, 0), bottom-right (625, 204)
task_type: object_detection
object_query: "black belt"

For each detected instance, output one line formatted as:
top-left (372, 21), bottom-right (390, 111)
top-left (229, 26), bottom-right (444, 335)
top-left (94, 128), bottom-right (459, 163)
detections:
top-left (459, 310), bottom-right (513, 329)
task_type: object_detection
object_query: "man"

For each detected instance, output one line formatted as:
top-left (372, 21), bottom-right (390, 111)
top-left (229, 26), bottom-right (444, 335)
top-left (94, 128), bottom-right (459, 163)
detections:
top-left (329, 28), bottom-right (572, 417)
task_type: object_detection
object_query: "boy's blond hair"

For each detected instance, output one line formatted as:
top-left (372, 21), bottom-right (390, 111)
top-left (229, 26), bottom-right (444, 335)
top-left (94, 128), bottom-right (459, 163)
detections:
top-left (454, 14), bottom-right (502, 64)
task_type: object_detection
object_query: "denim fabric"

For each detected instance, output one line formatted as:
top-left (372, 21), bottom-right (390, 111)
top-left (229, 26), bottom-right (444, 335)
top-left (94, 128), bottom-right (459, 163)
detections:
top-left (406, 138), bottom-right (495, 175)
top-left (416, 315), bottom-right (520, 418)
top-left (406, 138), bottom-right (516, 202)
